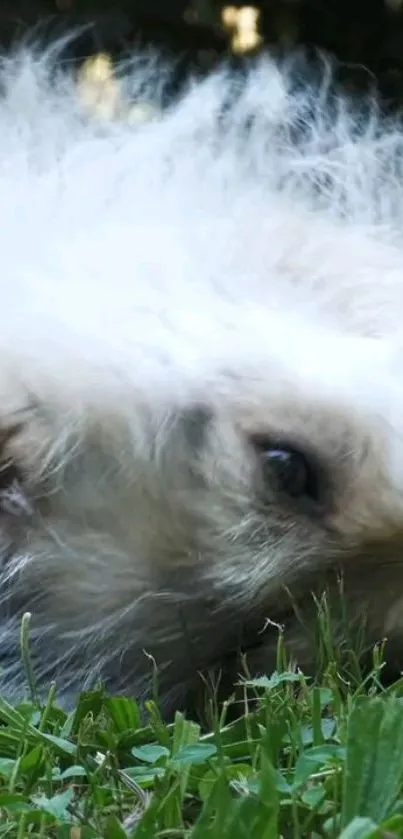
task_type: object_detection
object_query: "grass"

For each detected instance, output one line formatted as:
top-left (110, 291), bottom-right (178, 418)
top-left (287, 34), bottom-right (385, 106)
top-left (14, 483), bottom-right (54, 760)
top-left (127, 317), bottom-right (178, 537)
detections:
top-left (1, 615), bottom-right (403, 837)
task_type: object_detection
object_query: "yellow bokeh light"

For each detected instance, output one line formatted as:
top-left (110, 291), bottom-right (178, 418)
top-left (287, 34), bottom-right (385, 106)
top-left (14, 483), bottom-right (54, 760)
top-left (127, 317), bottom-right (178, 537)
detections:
top-left (78, 53), bottom-right (121, 120)
top-left (222, 6), bottom-right (262, 53)
top-left (77, 54), bottom-right (159, 125)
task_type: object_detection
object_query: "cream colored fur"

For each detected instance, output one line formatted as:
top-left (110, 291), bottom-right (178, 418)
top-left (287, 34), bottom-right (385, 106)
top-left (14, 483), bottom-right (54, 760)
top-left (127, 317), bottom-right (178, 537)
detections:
top-left (0, 43), bottom-right (402, 713)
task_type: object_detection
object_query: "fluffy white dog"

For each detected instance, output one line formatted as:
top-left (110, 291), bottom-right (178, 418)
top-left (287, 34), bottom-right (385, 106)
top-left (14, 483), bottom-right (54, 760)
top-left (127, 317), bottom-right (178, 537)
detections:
top-left (0, 40), bottom-right (403, 715)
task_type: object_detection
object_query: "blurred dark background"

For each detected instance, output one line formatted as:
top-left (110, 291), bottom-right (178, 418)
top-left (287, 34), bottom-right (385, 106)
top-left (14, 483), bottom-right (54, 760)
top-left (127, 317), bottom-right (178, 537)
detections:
top-left (3, 0), bottom-right (403, 107)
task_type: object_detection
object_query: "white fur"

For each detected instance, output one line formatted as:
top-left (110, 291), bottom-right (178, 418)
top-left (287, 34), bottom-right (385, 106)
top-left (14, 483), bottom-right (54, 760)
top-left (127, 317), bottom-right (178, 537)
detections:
top-left (0, 43), bottom-right (402, 712)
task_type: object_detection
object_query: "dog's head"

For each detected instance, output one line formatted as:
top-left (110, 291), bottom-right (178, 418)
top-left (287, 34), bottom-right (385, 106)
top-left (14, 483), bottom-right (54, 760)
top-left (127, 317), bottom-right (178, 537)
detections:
top-left (0, 45), bottom-right (403, 714)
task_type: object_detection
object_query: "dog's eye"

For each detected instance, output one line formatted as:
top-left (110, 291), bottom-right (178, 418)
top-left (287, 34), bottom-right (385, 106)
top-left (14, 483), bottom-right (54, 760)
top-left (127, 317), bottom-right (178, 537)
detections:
top-left (253, 440), bottom-right (322, 505)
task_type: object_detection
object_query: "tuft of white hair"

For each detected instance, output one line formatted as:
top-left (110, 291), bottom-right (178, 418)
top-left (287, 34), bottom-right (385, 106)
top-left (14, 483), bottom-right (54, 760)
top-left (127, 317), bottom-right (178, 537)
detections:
top-left (1, 41), bottom-right (403, 394)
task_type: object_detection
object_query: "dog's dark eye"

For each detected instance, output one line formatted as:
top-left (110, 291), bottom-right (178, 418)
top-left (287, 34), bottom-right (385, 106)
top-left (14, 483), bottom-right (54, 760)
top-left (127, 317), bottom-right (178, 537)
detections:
top-left (267, 448), bottom-right (318, 499)
top-left (253, 440), bottom-right (322, 506)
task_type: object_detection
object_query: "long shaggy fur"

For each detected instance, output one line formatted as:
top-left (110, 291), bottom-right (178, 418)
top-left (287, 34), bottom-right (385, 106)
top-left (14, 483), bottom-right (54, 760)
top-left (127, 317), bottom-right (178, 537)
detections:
top-left (0, 40), bottom-right (403, 714)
